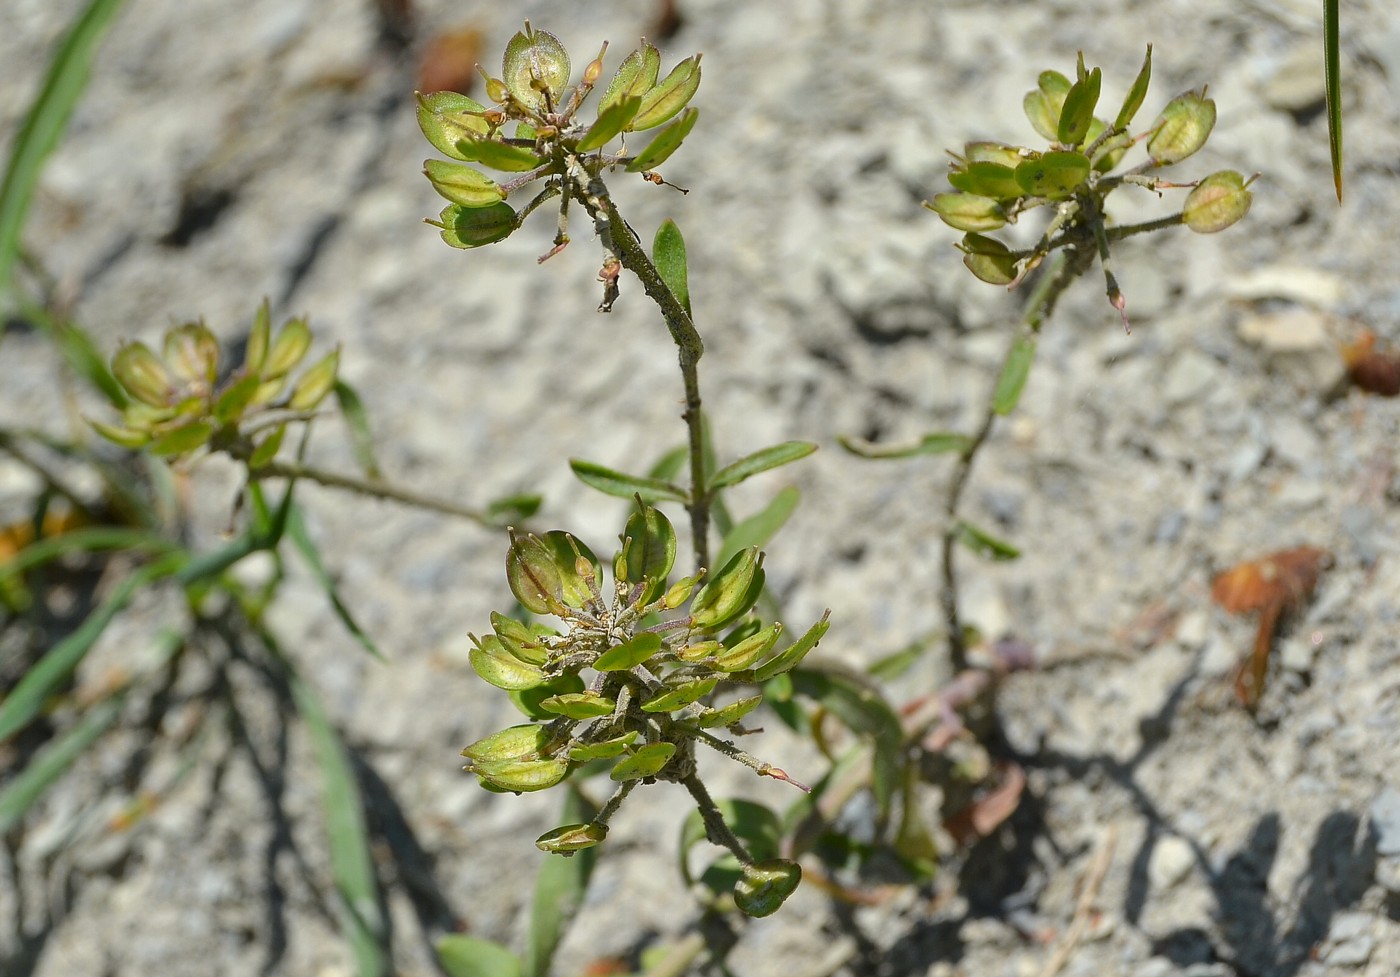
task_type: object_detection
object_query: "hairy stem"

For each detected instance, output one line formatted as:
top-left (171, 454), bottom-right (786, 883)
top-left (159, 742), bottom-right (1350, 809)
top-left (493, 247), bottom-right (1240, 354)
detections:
top-left (570, 177), bottom-right (711, 570)
top-left (681, 774), bottom-right (753, 866)
top-left (941, 251), bottom-right (1085, 669)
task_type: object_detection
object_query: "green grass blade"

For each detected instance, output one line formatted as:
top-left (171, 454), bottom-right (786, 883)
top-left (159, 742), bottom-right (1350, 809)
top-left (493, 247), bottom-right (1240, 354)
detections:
top-left (523, 786), bottom-right (600, 977)
top-left (1324, 0), bottom-right (1342, 201)
top-left (0, 526), bottom-right (177, 585)
top-left (333, 380), bottom-right (381, 479)
top-left (290, 670), bottom-right (390, 977)
top-left (20, 301), bottom-right (128, 406)
top-left (0, 551), bottom-right (184, 742)
top-left (0, 0), bottom-right (129, 300)
top-left (286, 503), bottom-right (385, 662)
top-left (0, 693), bottom-right (123, 833)
top-left (437, 936), bottom-right (521, 977)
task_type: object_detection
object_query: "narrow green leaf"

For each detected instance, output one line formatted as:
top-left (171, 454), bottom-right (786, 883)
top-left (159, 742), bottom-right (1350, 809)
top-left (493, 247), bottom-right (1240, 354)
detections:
top-left (837, 432), bottom-right (971, 460)
top-left (333, 380), bottom-right (380, 479)
top-left (487, 493), bottom-right (543, 522)
top-left (438, 937), bottom-right (521, 977)
top-left (0, 526), bottom-right (177, 586)
top-left (954, 520), bottom-right (1021, 561)
top-left (576, 95), bottom-right (641, 152)
top-left (1114, 45), bottom-right (1153, 131)
top-left (523, 787), bottom-right (600, 977)
top-left (454, 135), bottom-right (546, 173)
top-left (24, 304), bottom-right (127, 406)
top-left (0, 693), bottom-right (123, 833)
top-left (287, 504), bottom-right (385, 662)
top-left (0, 0), bottom-right (128, 300)
top-left (717, 486), bottom-right (800, 567)
top-left (1056, 66), bottom-right (1101, 145)
top-left (569, 459), bottom-right (687, 503)
top-left (866, 635), bottom-right (936, 681)
top-left (710, 441), bottom-right (816, 491)
top-left (652, 219), bottom-right (691, 316)
top-left (1324, 0), bottom-right (1342, 201)
top-left (647, 444), bottom-right (689, 482)
top-left (291, 671), bottom-right (389, 977)
top-left (992, 334), bottom-right (1036, 415)
top-left (0, 552), bottom-right (184, 742)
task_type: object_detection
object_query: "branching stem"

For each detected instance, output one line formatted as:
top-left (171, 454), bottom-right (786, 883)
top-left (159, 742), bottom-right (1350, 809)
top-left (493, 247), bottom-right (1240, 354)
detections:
top-left (248, 460), bottom-right (491, 525)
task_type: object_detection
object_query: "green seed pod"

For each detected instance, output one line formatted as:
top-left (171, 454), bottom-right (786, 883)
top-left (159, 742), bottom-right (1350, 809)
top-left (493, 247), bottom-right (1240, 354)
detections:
top-left (1085, 118), bottom-right (1131, 173)
top-left (964, 142), bottom-right (1024, 168)
top-left (461, 723), bottom-right (553, 763)
top-left (609, 742), bottom-right (676, 781)
top-left (148, 420), bottom-right (214, 458)
top-left (540, 691), bottom-right (616, 719)
top-left (1148, 88), bottom-right (1216, 165)
top-left (472, 755), bottom-right (569, 793)
top-left (539, 530), bottom-right (603, 609)
top-left (431, 202), bottom-right (518, 249)
top-left (288, 348), bottom-right (339, 411)
top-left (1114, 45), bottom-right (1153, 131)
top-left (1057, 66), bottom-right (1101, 146)
top-left (510, 673), bottom-right (585, 720)
top-left (957, 233), bottom-right (1019, 286)
top-left (595, 632), bottom-right (663, 671)
top-left (1182, 170), bottom-right (1254, 233)
top-left (506, 531), bottom-right (565, 615)
top-left (163, 322), bottom-right (220, 387)
top-left (752, 611), bottom-right (831, 682)
top-left (424, 160), bottom-right (507, 208)
top-left (577, 95), bottom-right (642, 153)
top-left (695, 694), bottom-right (763, 728)
top-left (924, 193), bottom-right (1007, 233)
top-left (212, 373), bottom-right (260, 424)
top-left (663, 574), bottom-right (701, 609)
top-left (598, 44), bottom-right (660, 117)
top-left (262, 318), bottom-right (313, 380)
top-left (416, 91), bottom-right (491, 161)
top-left (624, 106), bottom-right (699, 172)
top-left (453, 135), bottom-right (546, 173)
top-left (502, 23), bottom-right (571, 112)
top-left (619, 503), bottom-right (677, 604)
top-left (630, 55), bottom-right (702, 131)
top-left (469, 633), bottom-right (548, 690)
top-left (569, 730), bottom-right (638, 761)
top-left (641, 676), bottom-right (717, 713)
top-left (491, 611), bottom-right (549, 665)
top-left (1023, 69), bottom-right (1072, 141)
top-left (676, 639), bottom-right (721, 662)
top-left (714, 622), bottom-right (783, 672)
top-left (689, 547), bottom-right (760, 631)
top-left (246, 301), bottom-right (272, 374)
top-left (947, 161), bottom-right (1022, 202)
top-left (112, 342), bottom-right (173, 408)
top-left (535, 822), bottom-right (607, 854)
top-left (734, 859), bottom-right (802, 917)
top-left (1014, 150), bottom-right (1090, 199)
top-left (88, 419), bottom-right (151, 449)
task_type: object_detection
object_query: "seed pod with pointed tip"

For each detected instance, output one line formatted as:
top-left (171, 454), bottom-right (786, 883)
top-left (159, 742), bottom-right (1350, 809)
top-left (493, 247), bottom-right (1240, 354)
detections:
top-left (540, 691), bottom-right (616, 719)
top-left (630, 54), bottom-right (701, 131)
top-left (595, 632), bottom-right (663, 671)
top-left (506, 531), bottom-right (565, 615)
top-left (461, 723), bottom-right (553, 763)
top-left (417, 91), bottom-right (492, 161)
top-left (641, 676), bottom-right (717, 713)
top-left (424, 160), bottom-right (507, 208)
top-left (690, 548), bottom-right (760, 630)
top-left (609, 742), bottom-right (676, 781)
top-left (472, 755), bottom-right (570, 793)
top-left (925, 193), bottom-right (1007, 233)
top-left (112, 342), bottom-right (173, 408)
top-left (752, 611), bottom-right (831, 682)
top-left (695, 694), bottom-right (764, 728)
top-left (569, 730), bottom-right (638, 761)
top-left (262, 318), bottom-right (313, 380)
top-left (469, 633), bottom-right (548, 690)
top-left (714, 622), bottom-right (783, 672)
top-left (1148, 89), bottom-right (1216, 165)
top-left (289, 348), bottom-right (339, 411)
top-left (536, 822), bottom-right (607, 854)
top-left (163, 323), bottom-right (220, 387)
top-left (1182, 170), bottom-right (1253, 233)
top-left (502, 23), bottom-right (571, 112)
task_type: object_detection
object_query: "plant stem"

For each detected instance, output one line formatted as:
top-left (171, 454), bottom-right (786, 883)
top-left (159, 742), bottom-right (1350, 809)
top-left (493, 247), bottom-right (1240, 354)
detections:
top-left (681, 774), bottom-right (753, 866)
top-left (940, 251), bottom-right (1085, 670)
top-left (570, 177), bottom-right (711, 570)
top-left (248, 460), bottom-right (491, 525)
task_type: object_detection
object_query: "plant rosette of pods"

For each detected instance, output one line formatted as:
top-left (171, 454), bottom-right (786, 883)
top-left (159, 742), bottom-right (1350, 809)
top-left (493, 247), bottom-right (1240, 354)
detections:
top-left (418, 21), bottom-right (701, 260)
top-left (91, 302), bottom-right (337, 467)
top-left (928, 47), bottom-right (1255, 330)
top-left (461, 500), bottom-right (827, 917)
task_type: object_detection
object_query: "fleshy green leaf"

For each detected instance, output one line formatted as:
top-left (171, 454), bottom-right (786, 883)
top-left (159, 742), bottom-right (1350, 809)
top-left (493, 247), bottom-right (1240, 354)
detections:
top-left (838, 432), bottom-right (971, 460)
top-left (1056, 66), bottom-right (1101, 145)
top-left (954, 520), bottom-right (1021, 561)
top-left (992, 334), bottom-right (1036, 415)
top-left (710, 441), bottom-right (816, 491)
top-left (652, 219), bottom-right (691, 317)
top-left (716, 486), bottom-right (800, 568)
top-left (569, 459), bottom-right (687, 503)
